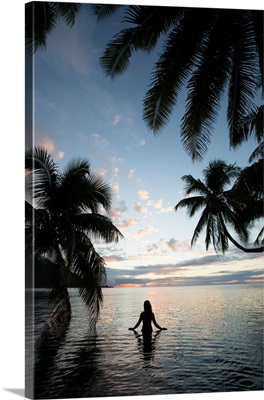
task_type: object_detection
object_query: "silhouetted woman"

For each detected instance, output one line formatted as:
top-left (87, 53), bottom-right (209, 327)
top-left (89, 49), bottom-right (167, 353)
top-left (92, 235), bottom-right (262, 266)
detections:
top-left (129, 300), bottom-right (167, 334)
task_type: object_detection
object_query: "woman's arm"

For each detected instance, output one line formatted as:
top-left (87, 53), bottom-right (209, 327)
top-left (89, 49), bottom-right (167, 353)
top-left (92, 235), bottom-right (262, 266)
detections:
top-left (129, 313), bottom-right (142, 330)
top-left (152, 313), bottom-right (166, 330)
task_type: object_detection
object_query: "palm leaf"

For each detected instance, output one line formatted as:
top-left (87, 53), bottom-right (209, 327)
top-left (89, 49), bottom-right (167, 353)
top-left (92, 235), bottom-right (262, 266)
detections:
top-left (54, 2), bottom-right (81, 27)
top-left (100, 28), bottom-right (135, 78)
top-left (249, 143), bottom-right (263, 163)
top-left (91, 4), bottom-right (122, 20)
top-left (228, 13), bottom-right (259, 147)
top-left (181, 11), bottom-right (236, 160)
top-left (124, 6), bottom-right (184, 51)
top-left (191, 208), bottom-right (209, 246)
top-left (72, 235), bottom-right (106, 325)
top-left (251, 10), bottom-right (264, 91)
top-left (175, 196), bottom-right (206, 217)
top-left (72, 213), bottom-right (123, 243)
top-left (181, 175), bottom-right (209, 196)
top-left (143, 9), bottom-right (213, 134)
top-left (25, 2), bottom-right (57, 53)
top-left (25, 147), bottom-right (59, 205)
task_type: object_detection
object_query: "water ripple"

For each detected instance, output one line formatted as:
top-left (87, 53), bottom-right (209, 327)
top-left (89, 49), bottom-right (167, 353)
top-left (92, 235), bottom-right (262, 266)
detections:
top-left (26, 285), bottom-right (264, 398)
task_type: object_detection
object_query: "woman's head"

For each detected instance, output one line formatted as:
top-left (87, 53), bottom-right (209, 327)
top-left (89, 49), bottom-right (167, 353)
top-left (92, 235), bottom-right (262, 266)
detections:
top-left (144, 300), bottom-right (152, 313)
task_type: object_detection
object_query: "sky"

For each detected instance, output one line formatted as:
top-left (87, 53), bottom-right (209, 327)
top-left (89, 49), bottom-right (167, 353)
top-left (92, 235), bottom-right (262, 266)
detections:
top-left (25, 0), bottom-right (264, 288)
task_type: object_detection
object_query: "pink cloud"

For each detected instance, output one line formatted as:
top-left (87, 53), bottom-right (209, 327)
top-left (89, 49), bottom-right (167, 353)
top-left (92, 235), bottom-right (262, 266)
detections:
top-left (134, 202), bottom-right (147, 213)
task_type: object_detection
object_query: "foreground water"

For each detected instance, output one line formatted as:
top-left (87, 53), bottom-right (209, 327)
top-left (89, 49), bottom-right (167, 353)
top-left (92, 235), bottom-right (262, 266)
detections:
top-left (26, 284), bottom-right (264, 398)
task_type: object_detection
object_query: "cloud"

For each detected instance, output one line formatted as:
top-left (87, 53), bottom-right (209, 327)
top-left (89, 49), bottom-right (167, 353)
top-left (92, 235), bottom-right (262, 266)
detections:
top-left (105, 261), bottom-right (264, 287)
top-left (153, 199), bottom-right (163, 209)
top-left (128, 168), bottom-right (136, 179)
top-left (146, 198), bottom-right (173, 214)
top-left (147, 238), bottom-right (189, 254)
top-left (135, 138), bottom-right (146, 147)
top-left (134, 202), bottom-right (148, 213)
top-left (136, 225), bottom-right (159, 237)
top-left (117, 218), bottom-right (139, 230)
top-left (158, 205), bottom-right (174, 214)
top-left (37, 137), bottom-right (55, 153)
top-left (137, 190), bottom-right (149, 200)
top-left (95, 168), bottom-right (107, 177)
top-left (92, 133), bottom-right (109, 148)
top-left (112, 183), bottom-right (119, 193)
top-left (35, 137), bottom-right (65, 161)
top-left (56, 150), bottom-right (65, 160)
top-left (112, 114), bottom-right (121, 126)
top-left (108, 199), bottom-right (128, 221)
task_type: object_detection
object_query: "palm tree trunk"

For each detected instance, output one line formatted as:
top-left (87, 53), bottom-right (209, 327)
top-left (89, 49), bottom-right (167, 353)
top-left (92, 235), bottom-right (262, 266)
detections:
top-left (219, 214), bottom-right (264, 253)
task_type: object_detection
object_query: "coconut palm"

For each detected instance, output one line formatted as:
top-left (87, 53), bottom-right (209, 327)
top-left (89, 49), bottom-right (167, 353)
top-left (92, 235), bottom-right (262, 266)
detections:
top-left (175, 159), bottom-right (263, 253)
top-left (238, 104), bottom-right (263, 162)
top-left (25, 2), bottom-right (82, 54)
top-left (25, 147), bottom-right (123, 326)
top-left (94, 5), bottom-right (263, 160)
top-left (231, 158), bottom-right (264, 245)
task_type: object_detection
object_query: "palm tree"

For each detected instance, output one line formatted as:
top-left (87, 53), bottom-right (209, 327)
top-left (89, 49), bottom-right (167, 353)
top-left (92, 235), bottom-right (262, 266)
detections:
top-left (231, 158), bottom-right (264, 246)
top-left (238, 104), bottom-right (263, 162)
top-left (94, 5), bottom-right (263, 160)
top-left (25, 2), bottom-right (82, 54)
top-left (25, 147), bottom-right (123, 326)
top-left (175, 159), bottom-right (263, 253)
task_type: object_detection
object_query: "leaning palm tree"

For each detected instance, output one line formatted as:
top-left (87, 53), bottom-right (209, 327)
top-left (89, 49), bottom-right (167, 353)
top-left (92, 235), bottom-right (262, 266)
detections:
top-left (25, 147), bottom-right (123, 326)
top-left (25, 2), bottom-right (82, 54)
top-left (175, 159), bottom-right (263, 253)
top-left (231, 158), bottom-right (264, 246)
top-left (94, 5), bottom-right (263, 160)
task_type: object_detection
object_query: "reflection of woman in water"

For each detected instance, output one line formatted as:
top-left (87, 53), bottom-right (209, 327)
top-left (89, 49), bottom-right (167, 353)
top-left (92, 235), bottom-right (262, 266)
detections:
top-left (129, 300), bottom-right (167, 334)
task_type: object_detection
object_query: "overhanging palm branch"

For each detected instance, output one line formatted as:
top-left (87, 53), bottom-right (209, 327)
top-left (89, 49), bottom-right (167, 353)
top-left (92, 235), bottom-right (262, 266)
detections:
top-left (96, 6), bottom-right (263, 160)
top-left (25, 2), bottom-right (81, 54)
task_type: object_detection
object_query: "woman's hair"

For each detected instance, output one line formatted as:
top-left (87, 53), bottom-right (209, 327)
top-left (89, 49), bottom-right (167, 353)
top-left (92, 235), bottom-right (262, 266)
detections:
top-left (144, 300), bottom-right (152, 313)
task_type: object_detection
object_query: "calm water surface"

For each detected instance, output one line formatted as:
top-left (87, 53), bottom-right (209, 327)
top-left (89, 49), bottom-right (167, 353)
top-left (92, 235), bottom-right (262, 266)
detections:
top-left (26, 284), bottom-right (264, 398)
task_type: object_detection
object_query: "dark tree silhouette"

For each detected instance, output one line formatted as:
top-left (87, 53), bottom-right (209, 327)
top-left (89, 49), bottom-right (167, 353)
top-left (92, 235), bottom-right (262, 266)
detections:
top-left (25, 147), bottom-right (123, 326)
top-left (175, 159), bottom-right (263, 253)
top-left (93, 5), bottom-right (263, 160)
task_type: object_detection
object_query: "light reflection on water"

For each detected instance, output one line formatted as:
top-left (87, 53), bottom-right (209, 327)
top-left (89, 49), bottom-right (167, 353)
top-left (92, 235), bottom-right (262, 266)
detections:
top-left (26, 284), bottom-right (264, 398)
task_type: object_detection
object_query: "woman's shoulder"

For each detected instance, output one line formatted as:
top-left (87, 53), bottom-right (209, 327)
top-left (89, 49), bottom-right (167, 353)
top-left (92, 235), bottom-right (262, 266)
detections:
top-left (142, 311), bottom-right (154, 318)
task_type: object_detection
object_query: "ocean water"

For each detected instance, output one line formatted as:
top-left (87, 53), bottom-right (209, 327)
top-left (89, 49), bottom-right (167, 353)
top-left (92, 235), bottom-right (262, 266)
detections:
top-left (26, 284), bottom-right (264, 398)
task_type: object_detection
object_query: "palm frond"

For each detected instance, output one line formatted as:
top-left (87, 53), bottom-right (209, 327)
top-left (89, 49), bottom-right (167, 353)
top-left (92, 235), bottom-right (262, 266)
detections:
top-left (143, 9), bottom-right (213, 134)
top-left (251, 10), bottom-right (264, 91)
top-left (215, 215), bottom-right (229, 253)
top-left (255, 227), bottom-right (264, 246)
top-left (54, 2), bottom-right (81, 27)
top-left (87, 173), bottom-right (113, 212)
top-left (181, 175), bottom-right (209, 196)
top-left (228, 13), bottom-right (259, 147)
top-left (237, 105), bottom-right (263, 145)
top-left (203, 160), bottom-right (240, 193)
top-left (181, 11), bottom-right (234, 160)
top-left (91, 4), bottom-right (122, 20)
top-left (25, 2), bottom-right (57, 54)
top-left (175, 196), bottom-right (206, 217)
top-left (249, 142), bottom-right (263, 163)
top-left (72, 213), bottom-right (124, 243)
top-left (123, 6), bottom-right (184, 51)
top-left (100, 28), bottom-right (135, 78)
top-left (191, 208), bottom-right (209, 246)
top-left (25, 2), bottom-right (81, 54)
top-left (25, 147), bottom-right (59, 204)
top-left (72, 236), bottom-right (106, 325)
